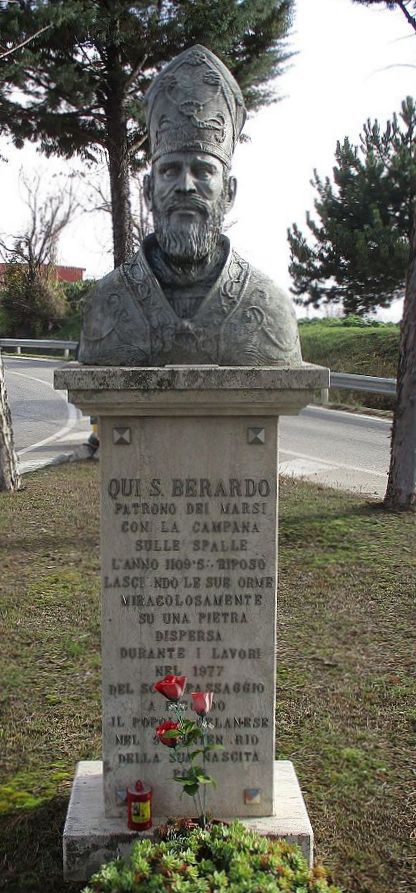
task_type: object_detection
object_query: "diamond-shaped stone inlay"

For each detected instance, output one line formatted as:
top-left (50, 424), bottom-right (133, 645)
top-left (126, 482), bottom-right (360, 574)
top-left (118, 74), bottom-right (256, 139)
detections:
top-left (113, 427), bottom-right (131, 445)
top-left (244, 787), bottom-right (262, 804)
top-left (247, 427), bottom-right (265, 445)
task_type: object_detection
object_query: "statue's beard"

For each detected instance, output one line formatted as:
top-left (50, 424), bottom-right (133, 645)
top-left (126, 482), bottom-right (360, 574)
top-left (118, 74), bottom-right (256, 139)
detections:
top-left (152, 198), bottom-right (226, 265)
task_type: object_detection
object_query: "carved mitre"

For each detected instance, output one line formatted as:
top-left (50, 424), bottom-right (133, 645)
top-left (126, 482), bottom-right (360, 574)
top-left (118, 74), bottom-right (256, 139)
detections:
top-left (144, 44), bottom-right (247, 166)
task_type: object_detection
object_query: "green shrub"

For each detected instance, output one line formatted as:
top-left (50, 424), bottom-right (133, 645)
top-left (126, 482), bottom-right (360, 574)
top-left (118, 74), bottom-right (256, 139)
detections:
top-left (62, 278), bottom-right (96, 310)
top-left (82, 821), bottom-right (341, 893)
top-left (0, 264), bottom-right (69, 337)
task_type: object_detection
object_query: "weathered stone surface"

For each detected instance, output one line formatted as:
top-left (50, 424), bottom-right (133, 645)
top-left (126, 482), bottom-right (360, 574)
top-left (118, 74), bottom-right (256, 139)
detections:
top-left (77, 240), bottom-right (303, 368)
top-left (54, 363), bottom-right (329, 418)
top-left (55, 366), bottom-right (326, 827)
top-left (63, 760), bottom-right (314, 882)
top-left (100, 413), bottom-right (278, 818)
top-left (55, 363), bottom-right (329, 392)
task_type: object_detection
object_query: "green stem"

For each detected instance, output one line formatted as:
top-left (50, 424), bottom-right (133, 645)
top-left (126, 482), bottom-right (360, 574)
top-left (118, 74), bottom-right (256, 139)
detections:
top-left (202, 728), bottom-right (207, 826)
top-left (171, 701), bottom-right (201, 820)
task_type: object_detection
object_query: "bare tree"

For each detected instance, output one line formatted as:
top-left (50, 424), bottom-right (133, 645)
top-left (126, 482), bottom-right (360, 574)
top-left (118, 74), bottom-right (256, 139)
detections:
top-left (1, 169), bottom-right (77, 268)
top-left (0, 170), bottom-right (77, 492)
top-left (0, 170), bottom-right (78, 336)
top-left (81, 165), bottom-right (152, 254)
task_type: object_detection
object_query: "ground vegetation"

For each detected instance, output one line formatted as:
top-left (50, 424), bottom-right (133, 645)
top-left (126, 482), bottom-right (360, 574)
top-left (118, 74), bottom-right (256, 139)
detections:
top-left (0, 172), bottom-right (76, 337)
top-left (0, 464), bottom-right (414, 892)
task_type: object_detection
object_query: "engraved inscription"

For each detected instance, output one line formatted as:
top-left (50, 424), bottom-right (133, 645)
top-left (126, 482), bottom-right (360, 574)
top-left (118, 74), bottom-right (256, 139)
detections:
top-left (102, 436), bottom-right (277, 819)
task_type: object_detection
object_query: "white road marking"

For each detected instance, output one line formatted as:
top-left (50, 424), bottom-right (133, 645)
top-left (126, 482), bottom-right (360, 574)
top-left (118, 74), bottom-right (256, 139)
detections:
top-left (7, 368), bottom-right (80, 456)
top-left (280, 448), bottom-right (387, 477)
top-left (8, 368), bottom-right (67, 394)
top-left (280, 458), bottom-right (336, 476)
top-left (18, 457), bottom-right (58, 473)
top-left (305, 405), bottom-right (391, 425)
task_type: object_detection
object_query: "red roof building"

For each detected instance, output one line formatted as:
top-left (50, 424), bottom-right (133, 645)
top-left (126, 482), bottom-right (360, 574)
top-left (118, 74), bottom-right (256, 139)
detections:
top-left (0, 264), bottom-right (85, 283)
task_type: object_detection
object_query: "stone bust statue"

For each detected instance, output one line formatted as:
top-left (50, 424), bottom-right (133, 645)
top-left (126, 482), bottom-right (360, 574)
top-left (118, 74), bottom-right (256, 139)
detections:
top-left (78, 45), bottom-right (302, 367)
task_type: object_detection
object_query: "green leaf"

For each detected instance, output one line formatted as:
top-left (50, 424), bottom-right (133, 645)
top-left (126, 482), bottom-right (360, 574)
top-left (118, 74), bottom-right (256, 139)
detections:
top-left (173, 776), bottom-right (192, 787)
top-left (182, 783), bottom-right (199, 796)
top-left (194, 771), bottom-right (213, 785)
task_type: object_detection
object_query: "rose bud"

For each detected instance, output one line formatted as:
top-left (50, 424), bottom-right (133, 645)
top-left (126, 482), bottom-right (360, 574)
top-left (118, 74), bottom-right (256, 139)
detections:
top-left (155, 720), bottom-right (180, 748)
top-left (154, 674), bottom-right (187, 701)
top-left (191, 691), bottom-right (214, 716)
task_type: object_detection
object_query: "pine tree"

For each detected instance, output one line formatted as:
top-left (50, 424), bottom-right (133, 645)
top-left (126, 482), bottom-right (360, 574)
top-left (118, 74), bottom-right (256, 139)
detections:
top-left (0, 0), bottom-right (294, 267)
top-left (351, 0), bottom-right (416, 510)
top-left (287, 98), bottom-right (416, 315)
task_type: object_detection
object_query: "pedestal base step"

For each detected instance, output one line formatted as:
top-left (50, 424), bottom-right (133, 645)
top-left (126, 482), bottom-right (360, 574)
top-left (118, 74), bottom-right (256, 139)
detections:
top-left (63, 760), bottom-right (313, 883)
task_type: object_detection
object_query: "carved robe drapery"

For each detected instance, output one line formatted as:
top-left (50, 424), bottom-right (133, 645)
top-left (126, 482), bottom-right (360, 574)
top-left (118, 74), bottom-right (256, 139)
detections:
top-left (78, 236), bottom-right (301, 367)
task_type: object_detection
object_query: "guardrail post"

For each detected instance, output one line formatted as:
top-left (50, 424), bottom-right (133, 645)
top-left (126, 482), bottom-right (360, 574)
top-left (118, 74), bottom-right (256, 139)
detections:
top-left (321, 388), bottom-right (329, 405)
top-left (64, 348), bottom-right (69, 359)
top-left (16, 346), bottom-right (21, 356)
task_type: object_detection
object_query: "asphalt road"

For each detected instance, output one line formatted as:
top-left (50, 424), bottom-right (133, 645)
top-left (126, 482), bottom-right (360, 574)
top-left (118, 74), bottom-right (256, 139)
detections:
top-left (3, 356), bottom-right (391, 496)
top-left (279, 406), bottom-right (390, 497)
top-left (4, 356), bottom-right (90, 472)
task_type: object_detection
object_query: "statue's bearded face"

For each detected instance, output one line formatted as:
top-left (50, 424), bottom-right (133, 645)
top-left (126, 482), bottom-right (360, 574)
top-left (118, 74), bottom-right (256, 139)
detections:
top-left (149, 152), bottom-right (232, 263)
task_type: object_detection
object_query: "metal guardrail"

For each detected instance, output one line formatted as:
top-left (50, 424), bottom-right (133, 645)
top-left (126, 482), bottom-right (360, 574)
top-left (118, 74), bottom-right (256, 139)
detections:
top-left (0, 338), bottom-right (78, 358)
top-left (0, 339), bottom-right (397, 397)
top-left (330, 372), bottom-right (396, 397)
top-left (317, 372), bottom-right (396, 405)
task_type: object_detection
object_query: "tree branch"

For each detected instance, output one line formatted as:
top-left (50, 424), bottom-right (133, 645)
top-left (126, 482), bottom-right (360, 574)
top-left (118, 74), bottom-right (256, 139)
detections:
top-left (0, 24), bottom-right (52, 60)
top-left (396, 0), bottom-right (416, 32)
top-left (128, 132), bottom-right (147, 154)
top-left (126, 54), bottom-right (149, 90)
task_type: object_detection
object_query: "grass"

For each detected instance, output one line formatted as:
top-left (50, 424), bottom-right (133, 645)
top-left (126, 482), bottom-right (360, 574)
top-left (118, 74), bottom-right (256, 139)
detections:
top-left (278, 479), bottom-right (416, 893)
top-left (298, 320), bottom-right (400, 379)
top-left (299, 320), bottom-right (400, 412)
top-left (0, 464), bottom-right (415, 892)
top-left (0, 464), bottom-right (101, 893)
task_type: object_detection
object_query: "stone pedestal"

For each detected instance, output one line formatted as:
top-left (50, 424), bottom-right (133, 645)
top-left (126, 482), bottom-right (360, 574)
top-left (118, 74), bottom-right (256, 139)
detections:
top-left (55, 364), bottom-right (328, 881)
top-left (63, 759), bottom-right (314, 881)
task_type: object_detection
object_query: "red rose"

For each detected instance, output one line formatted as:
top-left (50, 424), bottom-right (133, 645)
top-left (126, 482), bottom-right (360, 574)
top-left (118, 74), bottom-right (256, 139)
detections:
top-left (154, 674), bottom-right (187, 701)
top-left (156, 720), bottom-right (180, 747)
top-left (191, 691), bottom-right (214, 716)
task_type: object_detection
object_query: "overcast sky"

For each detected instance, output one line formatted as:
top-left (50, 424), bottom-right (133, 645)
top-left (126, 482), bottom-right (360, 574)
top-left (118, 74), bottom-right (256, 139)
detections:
top-left (0, 0), bottom-right (414, 319)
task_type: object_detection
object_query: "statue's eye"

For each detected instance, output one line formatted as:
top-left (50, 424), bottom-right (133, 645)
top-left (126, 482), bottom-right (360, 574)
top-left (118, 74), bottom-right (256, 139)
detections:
top-left (193, 164), bottom-right (215, 180)
top-left (159, 164), bottom-right (180, 178)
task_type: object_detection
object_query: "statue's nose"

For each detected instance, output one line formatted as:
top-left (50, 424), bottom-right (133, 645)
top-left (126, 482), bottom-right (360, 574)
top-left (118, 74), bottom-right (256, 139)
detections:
top-left (175, 169), bottom-right (197, 193)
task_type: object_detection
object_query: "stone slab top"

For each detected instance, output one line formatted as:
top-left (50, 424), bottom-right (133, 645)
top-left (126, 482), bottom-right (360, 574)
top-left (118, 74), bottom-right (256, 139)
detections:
top-left (54, 362), bottom-right (329, 393)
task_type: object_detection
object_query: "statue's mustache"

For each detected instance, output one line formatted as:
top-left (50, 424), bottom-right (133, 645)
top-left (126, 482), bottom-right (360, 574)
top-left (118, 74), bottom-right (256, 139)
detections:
top-left (166, 197), bottom-right (209, 216)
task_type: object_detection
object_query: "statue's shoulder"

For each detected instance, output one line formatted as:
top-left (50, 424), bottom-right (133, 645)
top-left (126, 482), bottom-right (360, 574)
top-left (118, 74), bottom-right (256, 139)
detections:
top-left (83, 247), bottom-right (149, 306)
top-left (225, 250), bottom-right (302, 365)
top-left (78, 249), bottom-right (153, 365)
top-left (240, 256), bottom-right (295, 310)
